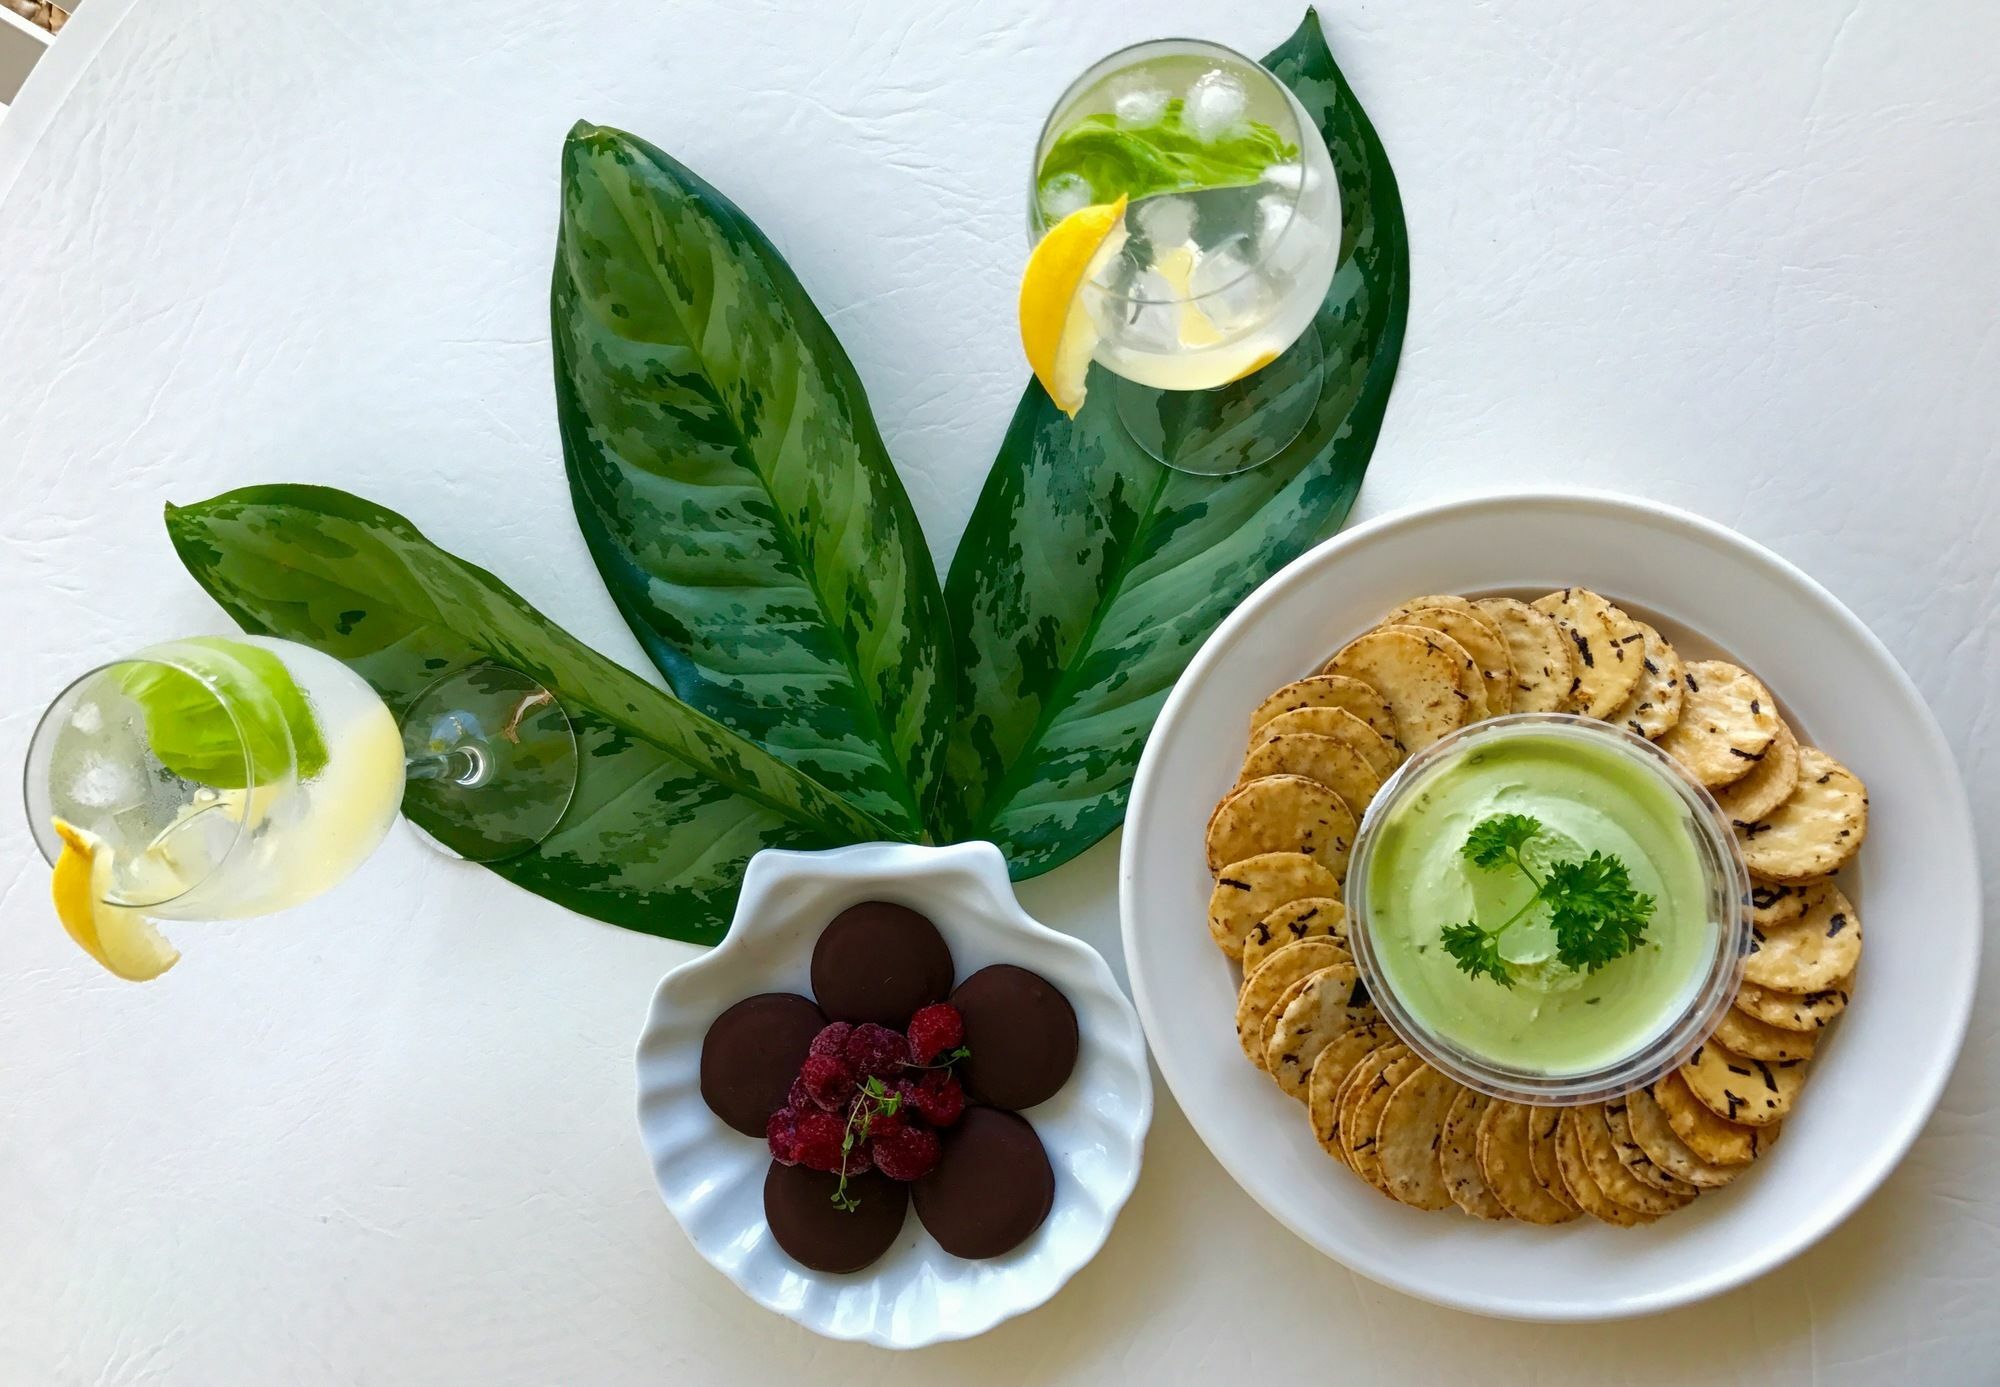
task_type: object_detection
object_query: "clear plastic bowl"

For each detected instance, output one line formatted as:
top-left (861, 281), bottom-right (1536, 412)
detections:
top-left (1345, 714), bottom-right (1750, 1106)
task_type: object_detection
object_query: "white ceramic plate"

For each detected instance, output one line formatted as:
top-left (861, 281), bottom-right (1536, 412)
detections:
top-left (636, 840), bottom-right (1152, 1349)
top-left (1121, 490), bottom-right (1980, 1321)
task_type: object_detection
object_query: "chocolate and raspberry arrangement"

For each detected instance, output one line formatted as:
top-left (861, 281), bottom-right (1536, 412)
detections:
top-left (700, 901), bottom-right (1080, 1273)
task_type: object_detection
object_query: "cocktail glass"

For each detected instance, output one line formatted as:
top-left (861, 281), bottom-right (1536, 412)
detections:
top-left (1029, 38), bottom-right (1341, 476)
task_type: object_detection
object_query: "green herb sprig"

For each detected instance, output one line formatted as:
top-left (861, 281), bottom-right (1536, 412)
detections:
top-left (831, 1077), bottom-right (901, 1213)
top-left (1441, 814), bottom-right (1655, 989)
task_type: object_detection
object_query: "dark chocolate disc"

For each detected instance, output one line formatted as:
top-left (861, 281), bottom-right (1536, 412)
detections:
top-left (912, 1107), bottom-right (1054, 1259)
top-left (810, 901), bottom-right (954, 1026)
top-left (699, 993), bottom-right (826, 1137)
top-left (763, 1162), bottom-right (909, 1274)
top-left (951, 964), bottom-right (1078, 1110)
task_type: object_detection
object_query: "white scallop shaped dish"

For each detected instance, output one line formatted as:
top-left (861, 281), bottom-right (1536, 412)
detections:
top-left (636, 840), bottom-right (1153, 1348)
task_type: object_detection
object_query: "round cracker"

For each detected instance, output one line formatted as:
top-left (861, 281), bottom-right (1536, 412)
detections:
top-left (1375, 1066), bottom-right (1464, 1210)
top-left (1712, 1005), bottom-right (1817, 1062)
top-left (1439, 1089), bottom-right (1510, 1220)
top-left (1208, 852), bottom-right (1341, 960)
top-left (1264, 965), bottom-right (1376, 1101)
top-left (1249, 674), bottom-right (1399, 746)
top-left (1376, 622), bottom-right (1487, 722)
top-left (1737, 746), bottom-right (1868, 881)
top-left (1384, 593), bottom-right (1478, 621)
top-left (1653, 1072), bottom-right (1776, 1165)
top-left (1742, 882), bottom-right (1860, 993)
top-left (1348, 1051), bottom-right (1425, 1190)
top-left (1604, 621), bottom-right (1684, 741)
top-left (1392, 606), bottom-right (1514, 718)
top-left (1320, 627), bottom-right (1473, 752)
top-left (1529, 588), bottom-right (1645, 718)
top-left (1234, 940), bottom-right (1347, 1067)
top-left (1736, 974), bottom-right (1852, 1032)
top-left (1307, 1023), bottom-right (1390, 1166)
top-left (1205, 775), bottom-right (1358, 879)
top-left (1331, 1043), bottom-right (1407, 1173)
top-left (1556, 1109), bottom-right (1657, 1226)
top-left (1577, 1101), bottom-right (1696, 1215)
top-left (1626, 1083), bottom-right (1744, 1188)
top-left (1473, 596), bottom-right (1576, 715)
top-left (1240, 733), bottom-right (1384, 819)
top-left (1604, 1097), bottom-right (1701, 1196)
top-left (1750, 877), bottom-right (1816, 929)
top-left (1656, 660), bottom-right (1781, 788)
top-left (1526, 1104), bottom-right (1582, 1215)
top-left (1242, 897), bottom-right (1348, 976)
top-left (1259, 706), bottom-right (1399, 778)
top-left (1714, 717), bottom-right (1801, 825)
top-left (1476, 1100), bottom-right (1579, 1224)
top-left (1681, 1039), bottom-right (1807, 1127)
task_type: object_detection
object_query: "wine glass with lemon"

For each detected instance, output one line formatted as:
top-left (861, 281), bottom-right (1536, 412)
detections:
top-left (1020, 38), bottom-right (1341, 476)
top-left (23, 635), bottom-right (578, 980)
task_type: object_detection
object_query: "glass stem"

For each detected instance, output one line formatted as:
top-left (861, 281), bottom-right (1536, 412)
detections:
top-left (405, 747), bottom-right (487, 788)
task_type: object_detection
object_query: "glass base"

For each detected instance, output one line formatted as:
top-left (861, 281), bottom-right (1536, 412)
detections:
top-left (1112, 325), bottom-right (1326, 477)
top-left (400, 664), bottom-right (578, 863)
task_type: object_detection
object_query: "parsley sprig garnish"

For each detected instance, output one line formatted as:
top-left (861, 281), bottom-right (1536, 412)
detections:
top-left (1441, 813), bottom-right (1655, 988)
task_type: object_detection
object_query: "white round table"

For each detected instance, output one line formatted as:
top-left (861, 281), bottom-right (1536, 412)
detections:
top-left (3, 2), bottom-right (1995, 1381)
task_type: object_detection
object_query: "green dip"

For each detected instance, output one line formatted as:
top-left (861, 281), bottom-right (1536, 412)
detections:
top-left (1362, 728), bottom-right (1715, 1075)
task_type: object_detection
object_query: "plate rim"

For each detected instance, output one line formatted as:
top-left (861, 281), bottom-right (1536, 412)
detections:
top-left (1119, 486), bottom-right (1982, 1321)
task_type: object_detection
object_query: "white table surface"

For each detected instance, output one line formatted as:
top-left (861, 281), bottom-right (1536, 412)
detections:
top-left (2, 1), bottom-right (1995, 1382)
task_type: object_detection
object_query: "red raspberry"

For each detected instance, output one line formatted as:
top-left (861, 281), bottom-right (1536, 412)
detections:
top-left (844, 1023), bottom-right (908, 1079)
top-left (870, 1120), bottom-right (941, 1181)
top-left (786, 1074), bottom-right (812, 1112)
top-left (905, 1003), bottom-right (965, 1065)
top-left (840, 1135), bottom-right (875, 1178)
top-left (899, 1069), bottom-right (965, 1127)
top-left (793, 1110), bottom-right (849, 1174)
top-left (808, 1022), bottom-right (853, 1059)
top-left (766, 1107), bottom-right (803, 1166)
top-left (799, 1053), bottom-right (857, 1112)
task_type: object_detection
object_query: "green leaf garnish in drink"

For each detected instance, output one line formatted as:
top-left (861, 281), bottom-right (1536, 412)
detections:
top-left (119, 637), bottom-right (328, 788)
top-left (1036, 98), bottom-right (1299, 219)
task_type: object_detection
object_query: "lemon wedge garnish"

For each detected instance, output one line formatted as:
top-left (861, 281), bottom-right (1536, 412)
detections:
top-left (1019, 195), bottom-right (1128, 417)
top-left (50, 818), bottom-right (181, 982)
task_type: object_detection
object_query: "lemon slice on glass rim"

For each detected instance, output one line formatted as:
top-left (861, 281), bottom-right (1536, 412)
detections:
top-left (1018, 194), bottom-right (1128, 418)
top-left (49, 817), bottom-right (181, 981)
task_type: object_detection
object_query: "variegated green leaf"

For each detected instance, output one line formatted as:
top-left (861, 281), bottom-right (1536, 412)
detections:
top-left (553, 122), bottom-right (949, 839)
top-left (164, 485), bottom-right (892, 943)
top-left (938, 9), bottom-right (1410, 876)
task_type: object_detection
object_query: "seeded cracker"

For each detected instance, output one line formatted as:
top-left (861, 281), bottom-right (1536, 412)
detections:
top-left (1390, 606), bottom-right (1515, 717)
top-left (1603, 621), bottom-right (1685, 741)
top-left (1336, 1043), bottom-right (1410, 1172)
top-left (1242, 896), bottom-right (1348, 976)
top-left (1529, 588), bottom-right (1645, 718)
top-left (1737, 746), bottom-right (1868, 881)
top-left (1257, 705), bottom-right (1400, 778)
top-left (1713, 1005), bottom-right (1817, 1062)
top-left (1604, 1097), bottom-right (1700, 1196)
top-left (1240, 732), bottom-right (1385, 818)
top-left (1248, 674), bottom-right (1399, 746)
top-left (1736, 974), bottom-right (1851, 1032)
top-left (1205, 775), bottom-right (1358, 879)
top-left (1321, 626), bottom-right (1473, 752)
top-left (1576, 1101), bottom-right (1696, 1215)
top-left (1439, 1088), bottom-right (1511, 1220)
top-left (1680, 1039), bottom-right (1807, 1126)
top-left (1473, 596), bottom-right (1576, 715)
top-left (1714, 717), bottom-right (1801, 825)
top-left (1234, 940), bottom-right (1347, 1067)
top-left (1375, 1066), bottom-right (1464, 1210)
top-left (1653, 1072), bottom-right (1777, 1165)
top-left (1264, 964), bottom-right (1377, 1101)
top-left (1208, 852), bottom-right (1342, 960)
top-left (1376, 623), bottom-right (1488, 721)
top-left (1742, 882), bottom-right (1861, 993)
top-left (1526, 1105), bottom-right (1582, 1215)
top-left (1307, 1024), bottom-right (1389, 1166)
top-left (1348, 1051), bottom-right (1425, 1191)
top-left (1626, 1083), bottom-right (1742, 1188)
top-left (1383, 593), bottom-right (1479, 621)
top-left (1556, 1109), bottom-right (1656, 1226)
top-left (1656, 660), bottom-right (1781, 788)
top-left (1477, 1100), bottom-right (1579, 1224)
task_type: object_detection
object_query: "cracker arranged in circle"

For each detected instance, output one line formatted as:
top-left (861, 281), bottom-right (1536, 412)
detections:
top-left (1604, 1097), bottom-right (1700, 1196)
top-left (1473, 596), bottom-right (1577, 714)
top-left (1377, 623), bottom-right (1487, 722)
top-left (1208, 852), bottom-right (1341, 960)
top-left (1336, 1043), bottom-right (1410, 1173)
top-left (1374, 1066), bottom-right (1464, 1210)
top-left (1713, 1005), bottom-right (1817, 1062)
top-left (1529, 588), bottom-right (1645, 718)
top-left (1307, 1023), bottom-right (1389, 1165)
top-left (1348, 1050), bottom-right (1425, 1189)
top-left (1390, 606), bottom-right (1514, 718)
top-left (1681, 1039), bottom-right (1807, 1126)
top-left (1234, 939), bottom-right (1347, 1067)
top-left (1653, 1072), bottom-right (1777, 1166)
top-left (1384, 593), bottom-right (1478, 621)
top-left (1736, 974), bottom-right (1851, 1032)
top-left (1656, 660), bottom-right (1781, 788)
top-left (1242, 897), bottom-right (1348, 976)
top-left (1205, 775), bottom-right (1358, 879)
top-left (1604, 621), bottom-right (1685, 741)
top-left (1258, 706), bottom-right (1400, 778)
top-left (1750, 877), bottom-right (1816, 928)
top-left (1264, 965), bottom-right (1376, 1101)
top-left (1526, 1105), bottom-right (1582, 1216)
top-left (1439, 1088), bottom-right (1510, 1220)
top-left (1714, 717), bottom-right (1801, 825)
top-left (1737, 746), bottom-right (1868, 881)
top-left (1743, 882), bottom-right (1860, 993)
top-left (1577, 1101), bottom-right (1696, 1215)
top-left (1240, 733), bottom-right (1385, 819)
top-left (1626, 1083), bottom-right (1741, 1188)
top-left (1248, 673), bottom-right (1401, 746)
top-left (1320, 626), bottom-right (1473, 752)
top-left (1476, 1099), bottom-right (1579, 1224)
top-left (1556, 1109), bottom-right (1656, 1226)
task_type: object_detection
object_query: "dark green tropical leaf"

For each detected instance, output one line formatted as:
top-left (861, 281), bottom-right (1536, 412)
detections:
top-left (938, 9), bottom-right (1409, 876)
top-left (164, 485), bottom-right (893, 943)
top-left (553, 122), bottom-right (949, 839)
